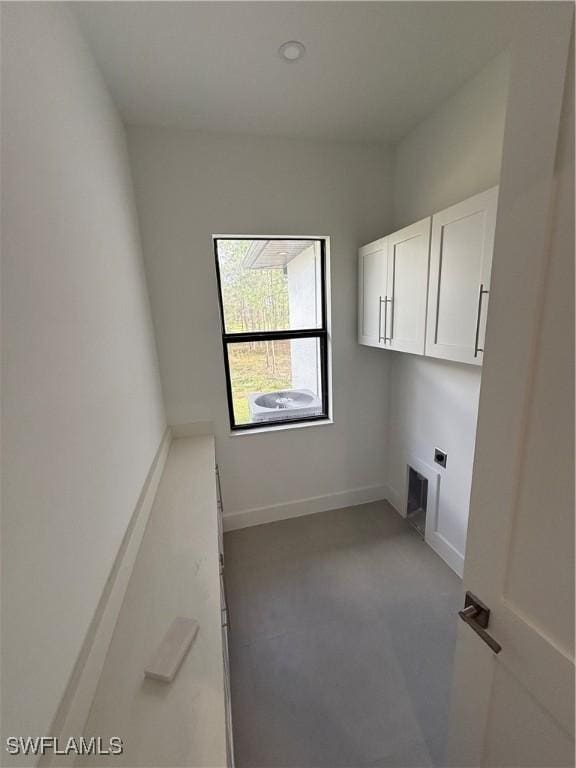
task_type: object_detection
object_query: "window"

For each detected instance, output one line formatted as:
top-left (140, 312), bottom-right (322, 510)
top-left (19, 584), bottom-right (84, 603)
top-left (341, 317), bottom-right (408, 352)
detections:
top-left (214, 237), bottom-right (330, 430)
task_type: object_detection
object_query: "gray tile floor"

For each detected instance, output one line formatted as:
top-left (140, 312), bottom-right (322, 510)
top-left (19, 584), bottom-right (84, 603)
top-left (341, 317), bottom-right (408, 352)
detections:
top-left (224, 501), bottom-right (462, 768)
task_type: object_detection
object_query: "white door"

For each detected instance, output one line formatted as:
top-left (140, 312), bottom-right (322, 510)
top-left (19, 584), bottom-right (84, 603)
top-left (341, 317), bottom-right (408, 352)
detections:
top-left (386, 217), bottom-right (431, 355)
top-left (426, 187), bottom-right (498, 366)
top-left (358, 237), bottom-right (387, 348)
top-left (448, 8), bottom-right (573, 768)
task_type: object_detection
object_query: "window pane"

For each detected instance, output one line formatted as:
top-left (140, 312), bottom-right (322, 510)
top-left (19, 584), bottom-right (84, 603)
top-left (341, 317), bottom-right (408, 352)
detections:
top-left (216, 239), bottom-right (323, 333)
top-left (226, 337), bottom-right (325, 426)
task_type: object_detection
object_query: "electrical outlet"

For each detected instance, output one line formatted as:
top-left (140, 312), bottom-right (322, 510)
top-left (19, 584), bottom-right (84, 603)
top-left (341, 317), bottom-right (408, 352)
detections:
top-left (434, 448), bottom-right (447, 468)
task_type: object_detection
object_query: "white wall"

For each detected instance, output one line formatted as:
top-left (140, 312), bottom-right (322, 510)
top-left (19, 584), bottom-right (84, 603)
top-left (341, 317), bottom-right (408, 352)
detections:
top-left (127, 128), bottom-right (393, 517)
top-left (1, 3), bottom-right (166, 745)
top-left (394, 53), bottom-right (511, 228)
top-left (388, 52), bottom-right (510, 568)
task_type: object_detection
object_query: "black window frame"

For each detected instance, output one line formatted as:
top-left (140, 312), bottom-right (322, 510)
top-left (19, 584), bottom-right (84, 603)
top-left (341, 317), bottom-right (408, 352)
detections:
top-left (213, 236), bottom-right (330, 431)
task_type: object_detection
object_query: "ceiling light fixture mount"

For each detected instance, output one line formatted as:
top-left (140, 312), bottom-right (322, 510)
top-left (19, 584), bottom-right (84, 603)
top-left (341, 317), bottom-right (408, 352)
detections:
top-left (278, 40), bottom-right (306, 63)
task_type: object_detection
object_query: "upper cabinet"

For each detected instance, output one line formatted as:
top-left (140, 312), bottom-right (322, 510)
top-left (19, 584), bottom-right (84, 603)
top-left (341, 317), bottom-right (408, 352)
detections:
top-left (426, 187), bottom-right (498, 365)
top-left (386, 217), bottom-right (431, 355)
top-left (358, 186), bottom-right (499, 366)
top-left (358, 237), bottom-right (387, 347)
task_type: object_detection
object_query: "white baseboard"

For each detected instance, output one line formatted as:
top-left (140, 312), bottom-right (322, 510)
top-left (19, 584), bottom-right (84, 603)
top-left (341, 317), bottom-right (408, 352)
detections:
top-left (43, 427), bottom-right (172, 766)
top-left (385, 484), bottom-right (404, 516)
top-left (427, 531), bottom-right (465, 577)
top-left (223, 484), bottom-right (390, 532)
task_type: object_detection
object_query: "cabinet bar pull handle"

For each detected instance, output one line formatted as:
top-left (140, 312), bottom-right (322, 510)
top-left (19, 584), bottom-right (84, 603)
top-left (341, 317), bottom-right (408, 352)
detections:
top-left (378, 296), bottom-right (385, 344)
top-left (474, 284), bottom-right (489, 357)
top-left (386, 296), bottom-right (393, 343)
top-left (383, 297), bottom-right (388, 344)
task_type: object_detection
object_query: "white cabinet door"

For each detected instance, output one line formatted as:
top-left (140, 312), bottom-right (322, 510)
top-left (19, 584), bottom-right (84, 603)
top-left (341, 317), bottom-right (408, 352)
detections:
top-left (386, 217), bottom-right (431, 355)
top-left (358, 237), bottom-right (387, 348)
top-left (426, 187), bottom-right (498, 365)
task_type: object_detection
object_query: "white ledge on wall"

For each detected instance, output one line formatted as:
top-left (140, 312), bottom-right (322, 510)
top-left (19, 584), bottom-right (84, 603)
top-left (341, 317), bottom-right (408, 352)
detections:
top-left (42, 427), bottom-right (172, 767)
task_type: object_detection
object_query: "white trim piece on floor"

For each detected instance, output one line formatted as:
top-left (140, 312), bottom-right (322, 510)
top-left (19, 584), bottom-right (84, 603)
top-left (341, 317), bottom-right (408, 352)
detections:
top-left (42, 427), bottom-right (172, 766)
top-left (223, 484), bottom-right (390, 532)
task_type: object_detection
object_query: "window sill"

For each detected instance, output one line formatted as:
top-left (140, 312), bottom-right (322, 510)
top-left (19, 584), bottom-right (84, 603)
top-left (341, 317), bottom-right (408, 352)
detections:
top-left (229, 418), bottom-right (334, 437)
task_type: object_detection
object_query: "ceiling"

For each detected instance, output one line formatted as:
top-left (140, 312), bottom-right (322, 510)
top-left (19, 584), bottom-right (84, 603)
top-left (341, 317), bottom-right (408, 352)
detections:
top-left (74, 2), bottom-right (521, 144)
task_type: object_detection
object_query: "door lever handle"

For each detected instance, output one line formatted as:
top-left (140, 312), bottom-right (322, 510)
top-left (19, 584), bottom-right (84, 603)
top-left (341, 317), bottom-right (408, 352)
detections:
top-left (458, 591), bottom-right (502, 654)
